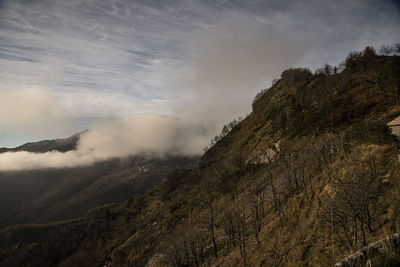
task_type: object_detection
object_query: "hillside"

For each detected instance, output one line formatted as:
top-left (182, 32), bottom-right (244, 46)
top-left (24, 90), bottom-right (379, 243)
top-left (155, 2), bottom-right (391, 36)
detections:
top-left (1, 48), bottom-right (400, 266)
top-left (0, 137), bottom-right (198, 228)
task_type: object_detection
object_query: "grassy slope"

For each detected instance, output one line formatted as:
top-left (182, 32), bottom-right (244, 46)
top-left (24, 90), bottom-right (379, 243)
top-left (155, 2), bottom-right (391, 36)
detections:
top-left (1, 52), bottom-right (400, 267)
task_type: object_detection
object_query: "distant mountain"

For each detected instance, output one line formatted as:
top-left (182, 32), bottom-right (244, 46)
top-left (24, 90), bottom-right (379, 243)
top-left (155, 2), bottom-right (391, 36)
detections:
top-left (0, 132), bottom-right (81, 153)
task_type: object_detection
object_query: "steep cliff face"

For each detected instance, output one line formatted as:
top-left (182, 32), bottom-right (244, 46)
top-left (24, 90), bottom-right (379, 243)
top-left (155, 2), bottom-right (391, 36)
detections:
top-left (1, 51), bottom-right (400, 267)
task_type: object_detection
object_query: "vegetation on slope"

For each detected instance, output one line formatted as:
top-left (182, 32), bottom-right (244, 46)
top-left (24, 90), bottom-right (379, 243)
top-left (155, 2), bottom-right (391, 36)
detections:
top-left (0, 154), bottom-right (198, 228)
top-left (1, 46), bottom-right (400, 266)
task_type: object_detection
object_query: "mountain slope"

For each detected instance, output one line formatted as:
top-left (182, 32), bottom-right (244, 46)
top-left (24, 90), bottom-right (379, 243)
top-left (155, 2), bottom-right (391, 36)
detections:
top-left (1, 48), bottom-right (400, 266)
top-left (0, 135), bottom-right (198, 228)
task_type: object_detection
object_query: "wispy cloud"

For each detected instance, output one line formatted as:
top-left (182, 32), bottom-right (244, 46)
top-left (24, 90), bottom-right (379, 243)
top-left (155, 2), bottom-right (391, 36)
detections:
top-left (0, 0), bottom-right (199, 119)
top-left (1, 0), bottom-right (398, 123)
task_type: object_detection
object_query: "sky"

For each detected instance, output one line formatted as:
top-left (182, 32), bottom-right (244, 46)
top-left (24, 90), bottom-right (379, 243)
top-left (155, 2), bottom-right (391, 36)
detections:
top-left (0, 0), bottom-right (399, 153)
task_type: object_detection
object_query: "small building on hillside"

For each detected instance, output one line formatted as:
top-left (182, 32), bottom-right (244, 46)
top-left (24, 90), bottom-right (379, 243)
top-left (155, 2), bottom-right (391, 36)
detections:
top-left (388, 116), bottom-right (400, 140)
top-left (388, 116), bottom-right (400, 161)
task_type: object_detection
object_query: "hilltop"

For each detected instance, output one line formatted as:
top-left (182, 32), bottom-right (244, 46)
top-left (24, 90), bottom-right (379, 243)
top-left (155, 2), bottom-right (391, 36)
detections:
top-left (0, 133), bottom-right (80, 153)
top-left (1, 47), bottom-right (400, 266)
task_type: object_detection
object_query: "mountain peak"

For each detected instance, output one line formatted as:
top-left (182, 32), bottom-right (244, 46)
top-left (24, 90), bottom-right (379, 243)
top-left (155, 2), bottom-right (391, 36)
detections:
top-left (0, 132), bottom-right (82, 154)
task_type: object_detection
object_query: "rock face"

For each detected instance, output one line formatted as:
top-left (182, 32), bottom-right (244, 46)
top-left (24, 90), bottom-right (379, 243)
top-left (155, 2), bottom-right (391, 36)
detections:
top-left (246, 139), bottom-right (281, 164)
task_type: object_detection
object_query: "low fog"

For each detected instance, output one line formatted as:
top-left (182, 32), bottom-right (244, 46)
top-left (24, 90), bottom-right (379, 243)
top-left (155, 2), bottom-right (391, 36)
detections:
top-left (0, 115), bottom-right (210, 171)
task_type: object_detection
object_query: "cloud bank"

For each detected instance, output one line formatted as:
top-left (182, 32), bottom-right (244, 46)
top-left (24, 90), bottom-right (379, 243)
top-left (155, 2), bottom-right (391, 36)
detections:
top-left (0, 114), bottom-right (210, 171)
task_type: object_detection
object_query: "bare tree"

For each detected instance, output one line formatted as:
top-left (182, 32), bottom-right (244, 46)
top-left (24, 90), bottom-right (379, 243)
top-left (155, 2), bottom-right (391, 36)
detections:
top-left (379, 45), bottom-right (393, 55)
top-left (248, 185), bottom-right (266, 245)
top-left (198, 201), bottom-right (219, 259)
top-left (235, 203), bottom-right (249, 267)
top-left (222, 206), bottom-right (237, 249)
top-left (319, 153), bottom-right (385, 253)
